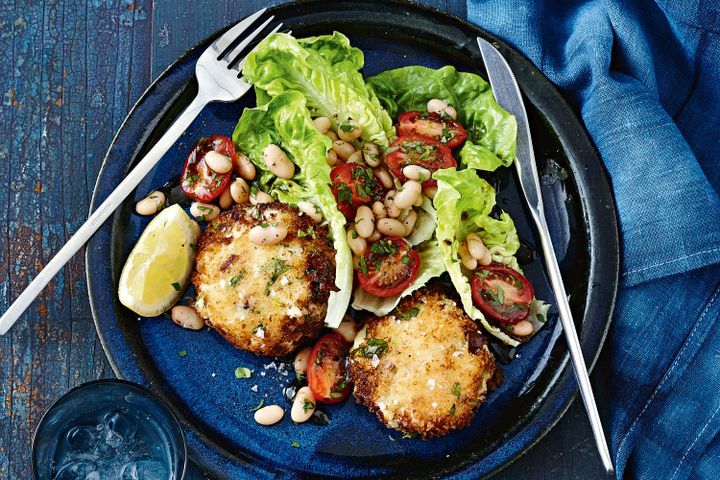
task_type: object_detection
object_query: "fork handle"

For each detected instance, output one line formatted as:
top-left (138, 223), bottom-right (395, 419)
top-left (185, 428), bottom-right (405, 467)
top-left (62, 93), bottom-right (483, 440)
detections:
top-left (534, 214), bottom-right (615, 477)
top-left (0, 93), bottom-right (210, 335)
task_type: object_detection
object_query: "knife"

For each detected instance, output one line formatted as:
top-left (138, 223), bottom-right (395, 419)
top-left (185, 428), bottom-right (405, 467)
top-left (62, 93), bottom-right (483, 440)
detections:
top-left (477, 37), bottom-right (615, 477)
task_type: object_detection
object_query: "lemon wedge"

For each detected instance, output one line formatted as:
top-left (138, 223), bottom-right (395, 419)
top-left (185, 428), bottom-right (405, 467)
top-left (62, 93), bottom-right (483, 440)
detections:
top-left (118, 204), bottom-right (198, 317)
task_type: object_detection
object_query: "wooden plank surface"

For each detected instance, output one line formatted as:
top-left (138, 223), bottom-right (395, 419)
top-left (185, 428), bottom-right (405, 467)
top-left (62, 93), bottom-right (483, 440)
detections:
top-left (0, 1), bottom-right (603, 478)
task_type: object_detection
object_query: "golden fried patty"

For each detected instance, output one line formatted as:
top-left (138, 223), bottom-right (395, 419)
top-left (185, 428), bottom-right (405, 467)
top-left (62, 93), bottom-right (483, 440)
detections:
top-left (192, 202), bottom-right (336, 356)
top-left (349, 288), bottom-right (499, 438)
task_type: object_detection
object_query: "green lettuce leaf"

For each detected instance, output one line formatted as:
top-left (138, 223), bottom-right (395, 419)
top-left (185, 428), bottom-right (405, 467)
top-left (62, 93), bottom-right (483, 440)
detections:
top-left (232, 91), bottom-right (352, 328)
top-left (405, 197), bottom-right (437, 246)
top-left (242, 32), bottom-right (394, 145)
top-left (367, 65), bottom-right (517, 170)
top-left (433, 167), bottom-right (521, 346)
top-left (351, 239), bottom-right (445, 316)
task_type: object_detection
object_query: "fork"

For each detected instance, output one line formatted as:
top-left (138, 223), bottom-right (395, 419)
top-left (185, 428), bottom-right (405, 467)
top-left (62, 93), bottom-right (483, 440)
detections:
top-left (0, 8), bottom-right (281, 335)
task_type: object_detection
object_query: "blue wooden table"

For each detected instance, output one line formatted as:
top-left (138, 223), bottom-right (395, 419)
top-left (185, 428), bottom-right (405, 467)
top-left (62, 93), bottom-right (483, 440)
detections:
top-left (0, 1), bottom-right (605, 478)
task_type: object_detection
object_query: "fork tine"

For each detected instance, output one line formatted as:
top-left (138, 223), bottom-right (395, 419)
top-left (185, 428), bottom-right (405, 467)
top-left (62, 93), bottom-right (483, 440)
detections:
top-left (225, 21), bottom-right (282, 70)
top-left (211, 8), bottom-right (267, 55)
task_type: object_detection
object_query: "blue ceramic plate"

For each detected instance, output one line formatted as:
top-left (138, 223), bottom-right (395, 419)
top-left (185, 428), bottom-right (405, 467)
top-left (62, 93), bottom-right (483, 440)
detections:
top-left (87, 1), bottom-right (619, 478)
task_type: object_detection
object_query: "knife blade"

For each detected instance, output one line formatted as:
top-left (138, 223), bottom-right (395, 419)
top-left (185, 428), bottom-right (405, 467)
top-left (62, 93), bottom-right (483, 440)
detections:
top-left (477, 37), bottom-right (615, 477)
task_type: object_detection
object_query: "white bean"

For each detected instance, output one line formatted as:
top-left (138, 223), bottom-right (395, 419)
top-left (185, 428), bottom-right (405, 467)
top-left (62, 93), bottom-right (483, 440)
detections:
top-left (402, 165), bottom-right (432, 182)
top-left (204, 150), bottom-right (233, 174)
top-left (230, 178), bottom-right (250, 204)
top-left (347, 228), bottom-right (367, 257)
top-left (325, 130), bottom-right (338, 142)
top-left (313, 116), bottom-right (332, 134)
top-left (376, 168), bottom-right (394, 189)
top-left (368, 229), bottom-right (382, 242)
top-left (347, 151), bottom-right (363, 164)
top-left (250, 191), bottom-right (273, 204)
top-left (249, 224), bottom-right (288, 245)
top-left (466, 233), bottom-right (490, 261)
top-left (377, 218), bottom-right (406, 237)
top-left (291, 386), bottom-right (316, 424)
top-left (326, 149), bottom-right (339, 166)
top-left (413, 194), bottom-right (424, 207)
top-left (332, 140), bottom-right (356, 161)
top-left (384, 190), bottom-right (401, 218)
top-left (427, 98), bottom-right (448, 113)
top-left (423, 185), bottom-right (438, 200)
top-left (190, 202), bottom-right (220, 222)
top-left (218, 187), bottom-right (234, 209)
top-left (402, 210), bottom-right (418, 236)
top-left (338, 119), bottom-right (362, 142)
top-left (297, 201), bottom-right (322, 223)
top-left (263, 144), bottom-right (295, 179)
top-left (512, 320), bottom-right (534, 337)
top-left (372, 201), bottom-right (387, 220)
top-left (135, 196), bottom-right (162, 216)
top-left (444, 105), bottom-right (458, 120)
top-left (170, 306), bottom-right (203, 330)
top-left (294, 347), bottom-right (312, 375)
top-left (332, 320), bottom-right (357, 343)
top-left (254, 405), bottom-right (284, 426)
top-left (190, 220), bottom-right (201, 239)
top-left (459, 241), bottom-right (477, 270)
top-left (394, 181), bottom-right (422, 209)
top-left (354, 206), bottom-right (375, 238)
top-left (362, 143), bottom-right (381, 167)
top-left (234, 154), bottom-right (256, 180)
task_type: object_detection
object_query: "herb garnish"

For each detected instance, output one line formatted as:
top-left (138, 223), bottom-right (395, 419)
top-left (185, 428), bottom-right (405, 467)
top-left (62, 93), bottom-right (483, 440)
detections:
top-left (396, 307), bottom-right (420, 320)
top-left (235, 367), bottom-right (252, 379)
top-left (178, 350), bottom-right (187, 357)
top-left (303, 399), bottom-right (315, 413)
top-left (229, 270), bottom-right (246, 287)
top-left (264, 259), bottom-right (290, 295)
top-left (371, 239), bottom-right (397, 255)
top-left (250, 399), bottom-right (265, 411)
top-left (356, 338), bottom-right (389, 358)
top-left (171, 282), bottom-right (181, 291)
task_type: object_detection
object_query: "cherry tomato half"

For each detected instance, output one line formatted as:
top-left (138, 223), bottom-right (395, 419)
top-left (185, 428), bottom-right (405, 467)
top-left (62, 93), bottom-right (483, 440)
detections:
top-left (397, 110), bottom-right (468, 149)
top-left (471, 263), bottom-right (534, 324)
top-left (180, 135), bottom-right (235, 202)
top-left (385, 135), bottom-right (456, 188)
top-left (357, 237), bottom-right (421, 297)
top-left (330, 163), bottom-right (385, 219)
top-left (307, 333), bottom-right (352, 404)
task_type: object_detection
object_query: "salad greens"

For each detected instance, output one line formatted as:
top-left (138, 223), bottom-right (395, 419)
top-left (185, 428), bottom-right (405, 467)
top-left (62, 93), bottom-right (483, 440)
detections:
top-left (367, 65), bottom-right (517, 171)
top-left (433, 168), bottom-right (521, 346)
top-left (232, 91), bottom-right (352, 328)
top-left (242, 33), bottom-right (394, 145)
top-left (232, 32), bottom-right (544, 344)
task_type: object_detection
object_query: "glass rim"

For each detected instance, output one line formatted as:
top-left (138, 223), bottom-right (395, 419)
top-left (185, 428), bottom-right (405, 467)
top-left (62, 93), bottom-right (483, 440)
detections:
top-left (31, 378), bottom-right (187, 480)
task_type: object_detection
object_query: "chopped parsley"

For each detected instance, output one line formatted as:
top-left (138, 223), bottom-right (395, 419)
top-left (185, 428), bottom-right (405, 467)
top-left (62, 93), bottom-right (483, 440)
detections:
top-left (358, 256), bottom-right (368, 275)
top-left (402, 432), bottom-right (419, 439)
top-left (481, 287), bottom-right (505, 306)
top-left (401, 254), bottom-right (413, 264)
top-left (396, 307), bottom-right (420, 320)
top-left (477, 268), bottom-right (491, 279)
top-left (291, 440), bottom-right (301, 448)
top-left (303, 399), bottom-right (315, 413)
top-left (356, 338), bottom-right (388, 358)
top-left (370, 239), bottom-right (397, 255)
top-left (329, 392), bottom-right (344, 399)
top-left (449, 403), bottom-right (456, 415)
top-left (183, 174), bottom-right (199, 186)
top-left (440, 128), bottom-right (453, 144)
top-left (171, 282), bottom-right (181, 291)
top-left (235, 367), bottom-right (252, 379)
top-left (250, 399), bottom-right (265, 411)
top-left (452, 382), bottom-right (461, 398)
top-left (537, 313), bottom-right (546, 323)
top-left (298, 226), bottom-right (316, 238)
top-left (229, 270), bottom-right (246, 287)
top-left (337, 183), bottom-right (353, 203)
top-left (339, 122), bottom-right (358, 132)
top-left (178, 350), bottom-right (187, 357)
top-left (264, 259), bottom-right (290, 295)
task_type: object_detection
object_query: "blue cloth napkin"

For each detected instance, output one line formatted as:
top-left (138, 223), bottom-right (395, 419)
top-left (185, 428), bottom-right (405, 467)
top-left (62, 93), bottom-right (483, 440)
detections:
top-left (467, 0), bottom-right (720, 478)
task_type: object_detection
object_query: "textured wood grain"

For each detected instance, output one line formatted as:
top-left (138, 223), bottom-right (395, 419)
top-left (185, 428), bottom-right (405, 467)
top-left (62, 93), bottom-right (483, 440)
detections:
top-left (0, 1), bottom-right (602, 478)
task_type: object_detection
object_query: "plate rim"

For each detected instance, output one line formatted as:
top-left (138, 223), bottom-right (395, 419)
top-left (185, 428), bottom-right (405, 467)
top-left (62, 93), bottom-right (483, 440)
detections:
top-left (86, 1), bottom-right (620, 478)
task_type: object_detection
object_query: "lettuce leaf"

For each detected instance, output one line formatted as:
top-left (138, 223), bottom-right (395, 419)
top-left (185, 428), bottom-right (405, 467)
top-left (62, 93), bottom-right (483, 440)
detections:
top-left (232, 91), bottom-right (352, 328)
top-left (405, 197), bottom-right (437, 247)
top-left (351, 239), bottom-right (445, 316)
top-left (433, 167), bottom-right (521, 346)
top-left (367, 65), bottom-right (517, 171)
top-left (243, 33), bottom-right (394, 146)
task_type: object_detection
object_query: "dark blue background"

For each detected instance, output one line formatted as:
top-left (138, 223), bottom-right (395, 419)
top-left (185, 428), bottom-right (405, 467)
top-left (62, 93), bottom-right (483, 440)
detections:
top-left (0, 1), bottom-right (603, 478)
